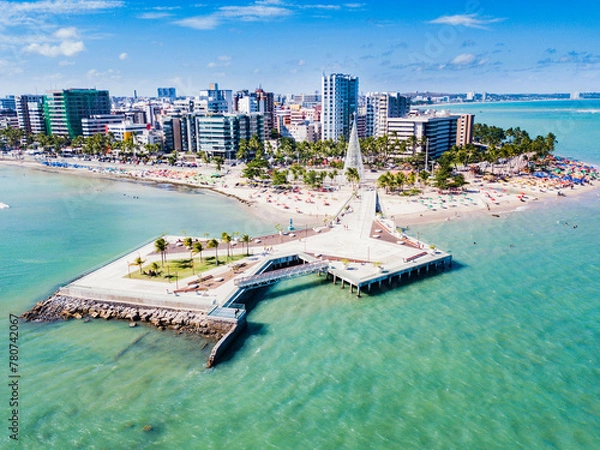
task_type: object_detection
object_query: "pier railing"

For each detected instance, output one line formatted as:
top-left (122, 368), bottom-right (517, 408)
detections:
top-left (234, 260), bottom-right (330, 289)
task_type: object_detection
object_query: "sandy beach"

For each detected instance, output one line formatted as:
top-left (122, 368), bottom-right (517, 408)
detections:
top-left (1, 155), bottom-right (598, 230)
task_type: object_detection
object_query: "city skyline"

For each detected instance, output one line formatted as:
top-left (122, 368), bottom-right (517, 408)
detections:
top-left (0, 0), bottom-right (598, 97)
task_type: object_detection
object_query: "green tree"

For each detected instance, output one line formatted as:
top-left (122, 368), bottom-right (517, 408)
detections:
top-left (240, 234), bottom-right (251, 256)
top-left (154, 237), bottom-right (168, 267)
top-left (207, 238), bottom-right (220, 265)
top-left (345, 167), bottom-right (360, 190)
top-left (271, 169), bottom-right (289, 187)
top-left (192, 241), bottom-right (204, 263)
top-left (221, 232), bottom-right (232, 259)
top-left (131, 256), bottom-right (145, 275)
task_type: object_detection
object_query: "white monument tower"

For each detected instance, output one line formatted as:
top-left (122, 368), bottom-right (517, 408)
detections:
top-left (343, 115), bottom-right (365, 182)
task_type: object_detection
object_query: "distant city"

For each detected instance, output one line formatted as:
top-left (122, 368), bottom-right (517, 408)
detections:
top-left (1, 74), bottom-right (598, 161)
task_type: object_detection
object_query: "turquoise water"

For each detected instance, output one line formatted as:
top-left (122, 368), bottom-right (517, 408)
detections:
top-left (1, 100), bottom-right (600, 448)
top-left (445, 99), bottom-right (600, 165)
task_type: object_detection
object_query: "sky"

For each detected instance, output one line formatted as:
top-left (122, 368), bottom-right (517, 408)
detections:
top-left (0, 0), bottom-right (598, 97)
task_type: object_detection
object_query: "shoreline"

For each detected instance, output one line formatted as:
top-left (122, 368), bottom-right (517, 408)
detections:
top-left (1, 156), bottom-right (598, 229)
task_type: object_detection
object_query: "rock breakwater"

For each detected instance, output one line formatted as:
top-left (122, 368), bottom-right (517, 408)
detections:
top-left (21, 294), bottom-right (234, 339)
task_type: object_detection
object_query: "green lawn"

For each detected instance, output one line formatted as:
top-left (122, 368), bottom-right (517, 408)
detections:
top-left (126, 254), bottom-right (247, 282)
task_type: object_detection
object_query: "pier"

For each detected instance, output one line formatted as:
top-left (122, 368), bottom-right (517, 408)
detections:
top-left (32, 188), bottom-right (452, 367)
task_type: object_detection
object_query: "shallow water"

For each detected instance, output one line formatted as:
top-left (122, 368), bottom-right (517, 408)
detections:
top-left (1, 100), bottom-right (599, 448)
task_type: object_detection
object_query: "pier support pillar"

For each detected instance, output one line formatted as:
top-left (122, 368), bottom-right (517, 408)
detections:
top-left (350, 284), bottom-right (353, 294)
top-left (368, 284), bottom-right (372, 293)
top-left (333, 275), bottom-right (336, 285)
top-left (357, 286), bottom-right (361, 298)
top-left (341, 280), bottom-right (344, 289)
top-left (379, 280), bottom-right (382, 288)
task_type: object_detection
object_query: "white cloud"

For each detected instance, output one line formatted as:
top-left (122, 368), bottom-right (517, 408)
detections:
top-left (176, 1), bottom-right (292, 30)
top-left (219, 5), bottom-right (291, 21)
top-left (428, 13), bottom-right (504, 29)
top-left (176, 15), bottom-right (221, 30)
top-left (59, 60), bottom-right (75, 66)
top-left (25, 40), bottom-right (85, 57)
top-left (0, 59), bottom-right (24, 76)
top-left (119, 52), bottom-right (128, 60)
top-left (54, 27), bottom-right (79, 40)
top-left (138, 12), bottom-right (173, 20)
top-left (0, 0), bottom-right (124, 26)
top-left (87, 68), bottom-right (121, 80)
top-left (207, 55), bottom-right (231, 68)
top-left (299, 4), bottom-right (340, 10)
top-left (451, 53), bottom-right (476, 66)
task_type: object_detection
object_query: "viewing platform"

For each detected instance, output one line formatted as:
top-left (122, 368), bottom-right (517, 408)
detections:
top-left (47, 188), bottom-right (452, 366)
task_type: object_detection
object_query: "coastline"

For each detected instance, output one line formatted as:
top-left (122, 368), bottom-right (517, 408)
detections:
top-left (1, 156), bottom-right (597, 229)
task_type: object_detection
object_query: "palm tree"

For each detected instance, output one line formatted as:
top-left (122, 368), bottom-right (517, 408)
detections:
top-left (345, 167), bottom-right (360, 190)
top-left (207, 238), bottom-right (220, 265)
top-left (150, 261), bottom-right (161, 277)
top-left (395, 172), bottom-right (407, 193)
top-left (131, 256), bottom-right (145, 275)
top-left (240, 234), bottom-right (251, 256)
top-left (192, 241), bottom-right (204, 263)
top-left (221, 232), bottom-right (232, 259)
top-left (183, 236), bottom-right (193, 259)
top-left (154, 237), bottom-right (168, 267)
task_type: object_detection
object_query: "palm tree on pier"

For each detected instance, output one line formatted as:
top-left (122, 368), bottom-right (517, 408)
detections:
top-left (131, 256), bottom-right (145, 275)
top-left (154, 237), bottom-right (168, 267)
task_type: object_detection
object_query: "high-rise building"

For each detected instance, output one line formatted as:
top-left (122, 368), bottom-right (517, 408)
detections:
top-left (0, 96), bottom-right (16, 111)
top-left (43, 89), bottom-right (111, 138)
top-left (196, 113), bottom-right (263, 159)
top-left (386, 114), bottom-right (460, 159)
top-left (321, 73), bottom-right (358, 141)
top-left (456, 114), bottom-right (474, 147)
top-left (157, 87), bottom-right (176, 100)
top-left (196, 83), bottom-right (233, 114)
top-left (16, 95), bottom-right (46, 134)
top-left (255, 88), bottom-right (275, 138)
top-left (81, 114), bottom-right (126, 137)
top-left (365, 92), bottom-right (409, 137)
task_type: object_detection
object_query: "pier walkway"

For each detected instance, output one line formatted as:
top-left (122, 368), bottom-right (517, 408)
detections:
top-left (234, 260), bottom-right (330, 289)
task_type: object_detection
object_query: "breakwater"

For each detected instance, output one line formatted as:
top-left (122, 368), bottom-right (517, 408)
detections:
top-left (21, 294), bottom-right (234, 339)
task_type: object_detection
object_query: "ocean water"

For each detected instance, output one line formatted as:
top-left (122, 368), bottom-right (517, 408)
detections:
top-left (1, 101), bottom-right (599, 448)
top-left (444, 99), bottom-right (600, 165)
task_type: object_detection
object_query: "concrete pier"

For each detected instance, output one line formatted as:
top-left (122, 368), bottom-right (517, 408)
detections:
top-left (34, 188), bottom-right (452, 367)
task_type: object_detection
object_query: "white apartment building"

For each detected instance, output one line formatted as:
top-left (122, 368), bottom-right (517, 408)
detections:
top-left (386, 113), bottom-right (460, 159)
top-left (321, 73), bottom-right (358, 141)
top-left (82, 114), bottom-right (126, 137)
top-left (365, 92), bottom-right (410, 138)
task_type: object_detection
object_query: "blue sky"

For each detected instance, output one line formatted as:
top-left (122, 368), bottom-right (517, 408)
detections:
top-left (0, 0), bottom-right (598, 97)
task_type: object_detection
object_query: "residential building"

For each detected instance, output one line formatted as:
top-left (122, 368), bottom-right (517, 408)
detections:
top-left (162, 113), bottom-right (197, 153)
top-left (106, 121), bottom-right (157, 145)
top-left (386, 113), bottom-right (460, 159)
top-left (365, 92), bottom-right (409, 137)
top-left (157, 87), bottom-right (177, 100)
top-left (456, 114), bottom-right (474, 147)
top-left (0, 96), bottom-right (16, 111)
top-left (81, 114), bottom-right (126, 137)
top-left (196, 83), bottom-right (233, 114)
top-left (196, 113), bottom-right (263, 159)
top-left (15, 95), bottom-right (46, 134)
top-left (321, 73), bottom-right (358, 141)
top-left (43, 89), bottom-right (111, 138)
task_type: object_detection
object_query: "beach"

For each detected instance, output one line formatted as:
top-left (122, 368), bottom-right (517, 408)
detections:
top-left (2, 154), bottom-right (597, 231)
